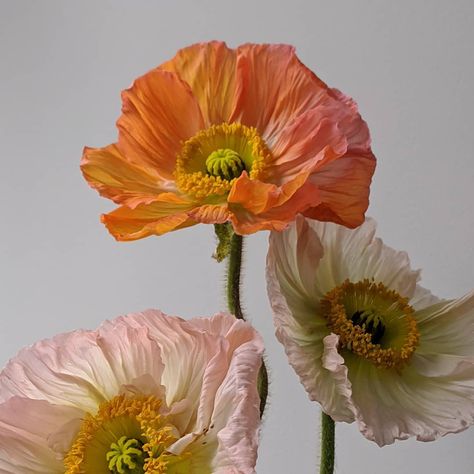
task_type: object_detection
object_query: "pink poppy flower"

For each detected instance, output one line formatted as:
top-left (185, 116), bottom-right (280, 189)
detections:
top-left (0, 310), bottom-right (263, 473)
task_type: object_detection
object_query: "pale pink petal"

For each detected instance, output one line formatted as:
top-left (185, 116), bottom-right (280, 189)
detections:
top-left (0, 397), bottom-right (83, 473)
top-left (0, 325), bottom-right (164, 412)
top-left (210, 331), bottom-right (263, 473)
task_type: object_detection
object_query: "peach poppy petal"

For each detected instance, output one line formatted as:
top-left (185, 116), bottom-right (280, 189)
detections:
top-left (101, 195), bottom-right (197, 241)
top-left (117, 69), bottom-right (205, 179)
top-left (226, 171), bottom-right (320, 234)
top-left (160, 41), bottom-right (238, 126)
top-left (231, 44), bottom-right (329, 142)
top-left (81, 144), bottom-right (168, 208)
top-left (189, 204), bottom-right (231, 224)
top-left (303, 153), bottom-right (376, 228)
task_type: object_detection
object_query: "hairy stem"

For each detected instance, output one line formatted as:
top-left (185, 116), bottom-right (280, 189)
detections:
top-left (320, 412), bottom-right (335, 474)
top-left (226, 233), bottom-right (244, 319)
top-left (225, 231), bottom-right (268, 416)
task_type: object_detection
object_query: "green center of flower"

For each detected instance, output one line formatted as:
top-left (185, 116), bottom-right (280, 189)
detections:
top-left (106, 436), bottom-right (145, 474)
top-left (205, 148), bottom-right (246, 180)
top-left (174, 123), bottom-right (270, 199)
top-left (350, 309), bottom-right (385, 345)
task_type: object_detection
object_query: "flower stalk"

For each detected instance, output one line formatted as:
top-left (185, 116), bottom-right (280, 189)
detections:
top-left (223, 227), bottom-right (268, 417)
top-left (320, 412), bottom-right (335, 474)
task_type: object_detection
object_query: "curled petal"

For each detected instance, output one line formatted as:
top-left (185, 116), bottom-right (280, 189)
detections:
top-left (101, 195), bottom-right (197, 241)
top-left (81, 144), bottom-right (167, 208)
top-left (228, 172), bottom-right (321, 234)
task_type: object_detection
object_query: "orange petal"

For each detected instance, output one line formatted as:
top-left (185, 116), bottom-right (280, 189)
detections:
top-left (303, 153), bottom-right (376, 228)
top-left (188, 204), bottom-right (231, 224)
top-left (231, 44), bottom-right (329, 143)
top-left (160, 41), bottom-right (238, 126)
top-left (228, 171), bottom-right (314, 214)
top-left (81, 144), bottom-right (166, 208)
top-left (117, 69), bottom-right (204, 179)
top-left (230, 179), bottom-right (321, 235)
top-left (227, 172), bottom-right (321, 234)
top-left (101, 195), bottom-right (197, 241)
top-left (265, 111), bottom-right (348, 185)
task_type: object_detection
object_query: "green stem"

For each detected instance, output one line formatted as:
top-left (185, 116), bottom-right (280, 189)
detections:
top-left (226, 231), bottom-right (268, 416)
top-left (320, 412), bottom-right (335, 474)
top-left (227, 233), bottom-right (244, 319)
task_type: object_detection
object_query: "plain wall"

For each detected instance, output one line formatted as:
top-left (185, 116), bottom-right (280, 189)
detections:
top-left (1, 1), bottom-right (473, 472)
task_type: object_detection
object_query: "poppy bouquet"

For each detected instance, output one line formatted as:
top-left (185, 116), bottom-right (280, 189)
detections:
top-left (1, 42), bottom-right (472, 473)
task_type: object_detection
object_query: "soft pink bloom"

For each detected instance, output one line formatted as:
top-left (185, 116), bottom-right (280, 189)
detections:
top-left (0, 311), bottom-right (263, 473)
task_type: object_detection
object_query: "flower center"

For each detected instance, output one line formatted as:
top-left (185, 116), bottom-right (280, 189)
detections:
top-left (205, 148), bottom-right (245, 180)
top-left (175, 123), bottom-right (270, 199)
top-left (107, 436), bottom-right (145, 474)
top-left (64, 394), bottom-right (190, 473)
top-left (320, 279), bottom-right (420, 371)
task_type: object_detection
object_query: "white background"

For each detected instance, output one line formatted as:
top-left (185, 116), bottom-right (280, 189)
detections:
top-left (1, 1), bottom-right (474, 472)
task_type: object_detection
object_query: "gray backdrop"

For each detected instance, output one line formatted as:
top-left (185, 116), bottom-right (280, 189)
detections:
top-left (1, 1), bottom-right (473, 472)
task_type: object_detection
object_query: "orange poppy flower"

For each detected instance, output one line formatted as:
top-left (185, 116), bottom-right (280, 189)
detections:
top-left (81, 42), bottom-right (376, 241)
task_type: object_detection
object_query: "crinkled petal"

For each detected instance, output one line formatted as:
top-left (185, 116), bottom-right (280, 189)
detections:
top-left (101, 310), bottom-right (263, 459)
top-left (303, 151), bottom-right (376, 229)
top-left (304, 218), bottom-right (422, 300)
top-left (81, 144), bottom-right (169, 208)
top-left (160, 41), bottom-right (238, 126)
top-left (0, 325), bottom-right (165, 413)
top-left (415, 291), bottom-right (474, 357)
top-left (267, 215), bottom-right (323, 312)
top-left (231, 44), bottom-right (329, 143)
top-left (346, 354), bottom-right (474, 446)
top-left (189, 204), bottom-right (231, 224)
top-left (101, 195), bottom-right (197, 241)
top-left (266, 246), bottom-right (355, 422)
top-left (227, 172), bottom-right (321, 234)
top-left (0, 397), bottom-right (83, 473)
top-left (117, 69), bottom-right (205, 179)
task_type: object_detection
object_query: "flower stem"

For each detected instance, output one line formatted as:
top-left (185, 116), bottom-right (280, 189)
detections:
top-left (320, 412), bottom-right (335, 474)
top-left (227, 232), bottom-right (244, 319)
top-left (226, 230), bottom-right (268, 416)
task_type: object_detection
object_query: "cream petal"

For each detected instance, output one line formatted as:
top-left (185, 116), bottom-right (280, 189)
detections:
top-left (267, 215), bottom-right (324, 314)
top-left (0, 325), bottom-right (165, 413)
top-left (267, 242), bottom-right (356, 422)
top-left (346, 355), bottom-right (474, 446)
top-left (305, 218), bottom-right (421, 299)
top-left (415, 291), bottom-right (474, 357)
top-left (0, 397), bottom-right (83, 473)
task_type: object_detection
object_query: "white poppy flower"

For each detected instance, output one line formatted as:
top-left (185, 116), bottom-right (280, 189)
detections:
top-left (266, 216), bottom-right (474, 446)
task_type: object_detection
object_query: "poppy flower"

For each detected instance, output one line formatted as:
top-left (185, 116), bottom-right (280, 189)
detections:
top-left (266, 216), bottom-right (474, 445)
top-left (82, 42), bottom-right (376, 240)
top-left (0, 310), bottom-right (263, 472)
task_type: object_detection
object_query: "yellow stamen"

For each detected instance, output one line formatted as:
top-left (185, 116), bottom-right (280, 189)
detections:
top-left (320, 279), bottom-right (419, 371)
top-left (64, 394), bottom-right (189, 473)
top-left (175, 123), bottom-right (270, 199)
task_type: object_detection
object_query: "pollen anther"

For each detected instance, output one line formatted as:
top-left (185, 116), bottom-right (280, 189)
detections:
top-left (321, 279), bottom-right (420, 371)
